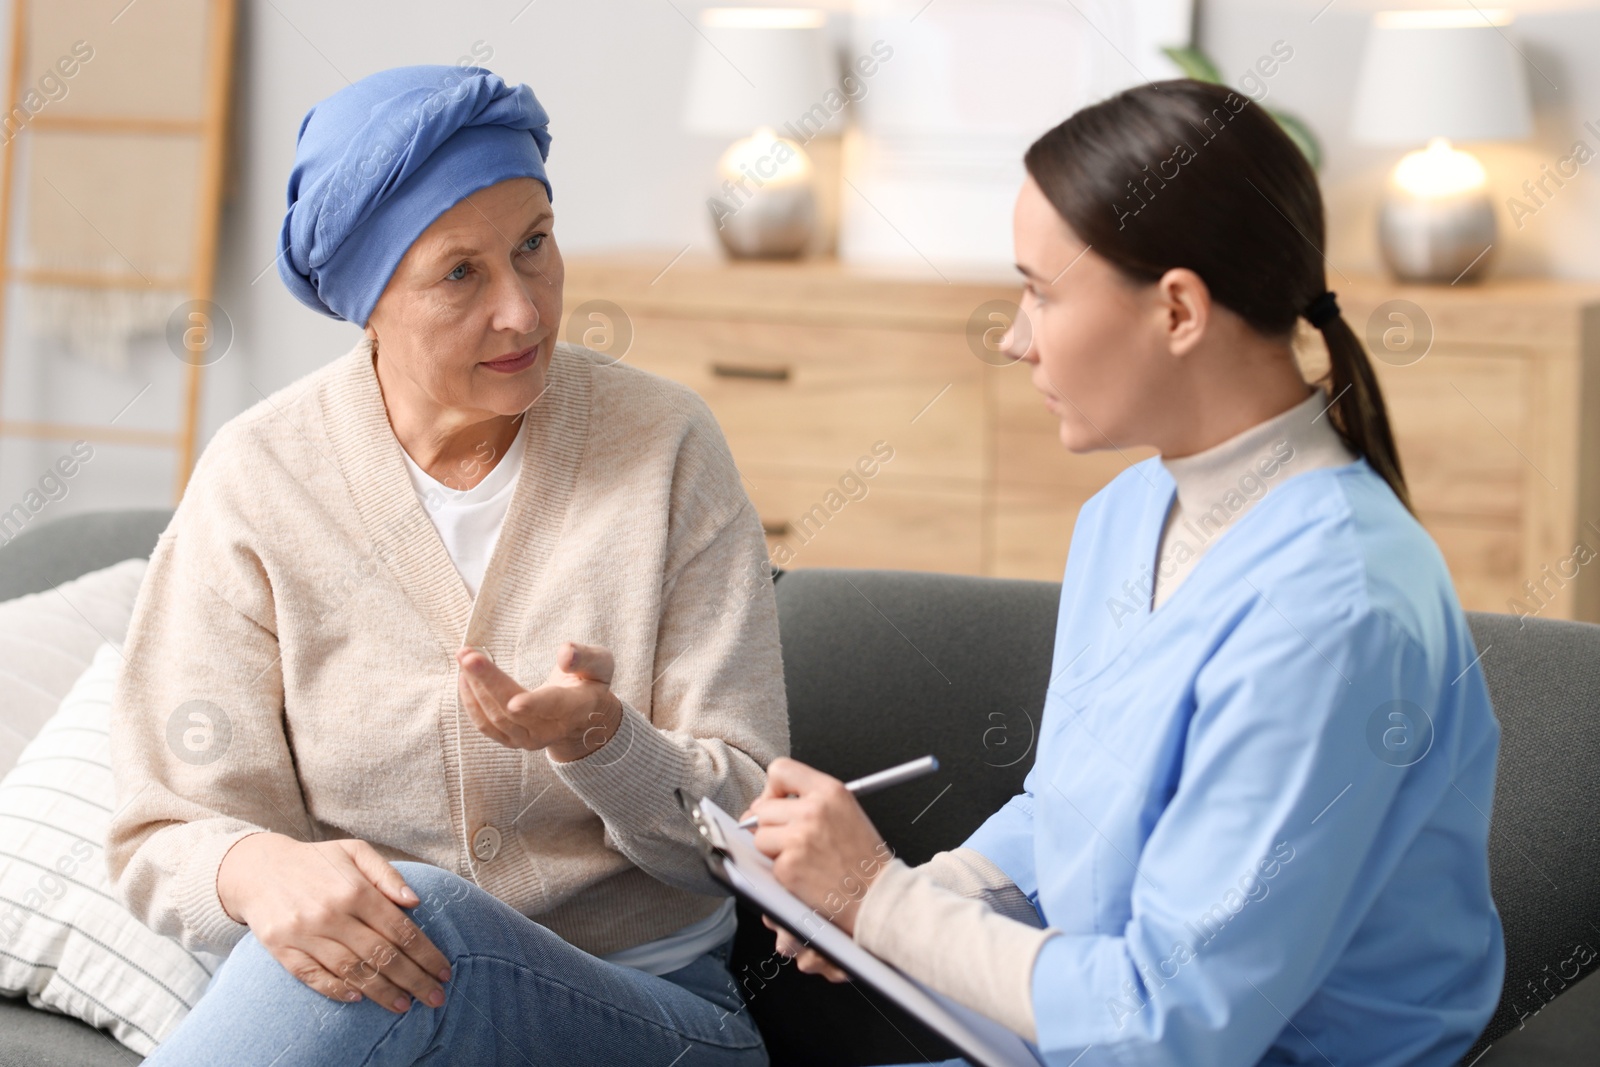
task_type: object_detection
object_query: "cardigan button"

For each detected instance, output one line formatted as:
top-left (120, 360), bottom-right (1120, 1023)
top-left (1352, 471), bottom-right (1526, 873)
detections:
top-left (472, 825), bottom-right (501, 862)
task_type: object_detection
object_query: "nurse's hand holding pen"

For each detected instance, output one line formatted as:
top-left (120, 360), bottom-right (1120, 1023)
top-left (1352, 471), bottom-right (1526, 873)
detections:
top-left (741, 757), bottom-right (893, 984)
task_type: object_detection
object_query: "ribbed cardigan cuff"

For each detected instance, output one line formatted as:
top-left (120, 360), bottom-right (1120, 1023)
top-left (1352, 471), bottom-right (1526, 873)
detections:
top-left (855, 856), bottom-right (1057, 1042)
top-left (176, 826), bottom-right (268, 953)
top-left (548, 698), bottom-right (693, 832)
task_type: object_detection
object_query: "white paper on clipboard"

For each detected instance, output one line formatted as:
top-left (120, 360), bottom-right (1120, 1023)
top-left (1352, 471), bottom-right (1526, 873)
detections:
top-left (693, 796), bottom-right (1047, 1067)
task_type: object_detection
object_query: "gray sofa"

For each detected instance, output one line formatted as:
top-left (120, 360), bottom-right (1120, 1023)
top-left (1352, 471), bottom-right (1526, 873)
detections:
top-left (1, 509), bottom-right (1596, 1066)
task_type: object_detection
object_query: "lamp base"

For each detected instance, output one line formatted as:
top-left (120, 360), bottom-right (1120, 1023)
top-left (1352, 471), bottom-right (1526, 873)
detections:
top-left (711, 183), bottom-right (817, 259)
top-left (1377, 187), bottom-right (1497, 284)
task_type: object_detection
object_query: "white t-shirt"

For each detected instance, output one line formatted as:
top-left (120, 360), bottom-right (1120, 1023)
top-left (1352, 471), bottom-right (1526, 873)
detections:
top-left (399, 415), bottom-right (531, 598)
top-left (597, 896), bottom-right (736, 976)
top-left (399, 416), bottom-right (738, 974)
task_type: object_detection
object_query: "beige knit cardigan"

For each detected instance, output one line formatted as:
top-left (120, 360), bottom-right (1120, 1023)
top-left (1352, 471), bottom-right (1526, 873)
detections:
top-left (106, 337), bottom-right (789, 957)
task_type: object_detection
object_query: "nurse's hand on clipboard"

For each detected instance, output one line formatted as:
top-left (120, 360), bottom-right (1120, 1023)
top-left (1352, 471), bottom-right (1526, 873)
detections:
top-left (761, 916), bottom-right (850, 983)
top-left (741, 756), bottom-right (895, 984)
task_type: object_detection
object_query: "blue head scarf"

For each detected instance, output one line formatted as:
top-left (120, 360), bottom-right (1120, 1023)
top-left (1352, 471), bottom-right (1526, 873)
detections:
top-left (277, 65), bottom-right (553, 327)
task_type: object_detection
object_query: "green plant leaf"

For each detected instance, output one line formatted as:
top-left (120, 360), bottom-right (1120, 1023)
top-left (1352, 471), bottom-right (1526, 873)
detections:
top-left (1158, 45), bottom-right (1322, 170)
top-left (1270, 109), bottom-right (1322, 171)
top-left (1161, 45), bottom-right (1223, 84)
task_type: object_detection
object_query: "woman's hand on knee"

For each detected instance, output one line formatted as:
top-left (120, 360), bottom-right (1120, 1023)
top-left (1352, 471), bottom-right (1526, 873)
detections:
top-left (217, 832), bottom-right (451, 1014)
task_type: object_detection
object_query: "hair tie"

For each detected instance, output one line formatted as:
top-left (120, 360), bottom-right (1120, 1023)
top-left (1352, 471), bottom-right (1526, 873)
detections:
top-left (1303, 290), bottom-right (1340, 329)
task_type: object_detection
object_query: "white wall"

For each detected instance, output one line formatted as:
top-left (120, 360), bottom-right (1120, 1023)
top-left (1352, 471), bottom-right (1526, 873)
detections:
top-left (0, 0), bottom-right (731, 517)
top-left (2, 0), bottom-right (1597, 520)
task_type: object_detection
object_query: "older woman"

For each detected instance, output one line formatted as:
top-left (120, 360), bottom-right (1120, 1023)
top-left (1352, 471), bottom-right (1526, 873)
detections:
top-left (106, 65), bottom-right (786, 1066)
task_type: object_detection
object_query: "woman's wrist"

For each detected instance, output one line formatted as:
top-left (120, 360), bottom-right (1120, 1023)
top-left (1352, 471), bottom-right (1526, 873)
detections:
top-left (547, 690), bottom-right (623, 763)
top-left (216, 830), bottom-right (280, 924)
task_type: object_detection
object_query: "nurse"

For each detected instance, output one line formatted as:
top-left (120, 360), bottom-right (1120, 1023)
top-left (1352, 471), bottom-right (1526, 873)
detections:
top-left (744, 79), bottom-right (1504, 1065)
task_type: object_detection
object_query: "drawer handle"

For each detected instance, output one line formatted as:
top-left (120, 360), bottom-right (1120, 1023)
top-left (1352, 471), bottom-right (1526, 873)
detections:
top-left (712, 362), bottom-right (791, 382)
top-left (761, 519), bottom-right (792, 536)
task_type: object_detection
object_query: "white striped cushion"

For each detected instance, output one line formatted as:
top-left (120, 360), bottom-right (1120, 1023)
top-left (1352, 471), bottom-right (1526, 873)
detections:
top-left (0, 641), bottom-right (224, 1054)
top-left (0, 557), bottom-right (149, 777)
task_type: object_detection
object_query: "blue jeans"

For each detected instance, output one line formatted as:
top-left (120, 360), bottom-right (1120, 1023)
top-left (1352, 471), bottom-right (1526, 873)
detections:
top-left (144, 862), bottom-right (767, 1066)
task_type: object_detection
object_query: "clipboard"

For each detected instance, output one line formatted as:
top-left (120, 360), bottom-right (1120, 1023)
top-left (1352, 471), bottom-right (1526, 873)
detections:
top-left (676, 790), bottom-right (1047, 1067)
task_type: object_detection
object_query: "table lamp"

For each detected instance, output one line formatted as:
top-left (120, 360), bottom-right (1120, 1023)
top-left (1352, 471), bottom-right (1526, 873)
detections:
top-left (682, 7), bottom-right (833, 258)
top-left (1350, 9), bottom-right (1532, 284)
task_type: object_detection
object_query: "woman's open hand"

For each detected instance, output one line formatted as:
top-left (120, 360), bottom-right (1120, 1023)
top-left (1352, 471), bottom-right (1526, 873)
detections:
top-left (215, 832), bottom-right (450, 1014)
top-left (457, 641), bottom-right (622, 762)
top-left (742, 757), bottom-right (894, 939)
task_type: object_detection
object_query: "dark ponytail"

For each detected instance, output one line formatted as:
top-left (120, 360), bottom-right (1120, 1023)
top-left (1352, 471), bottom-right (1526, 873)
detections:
top-left (1312, 309), bottom-right (1410, 512)
top-left (1022, 79), bottom-right (1411, 513)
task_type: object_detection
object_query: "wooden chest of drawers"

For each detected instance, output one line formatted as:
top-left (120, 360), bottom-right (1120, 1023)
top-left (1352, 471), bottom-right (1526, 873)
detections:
top-left (564, 255), bottom-right (1600, 622)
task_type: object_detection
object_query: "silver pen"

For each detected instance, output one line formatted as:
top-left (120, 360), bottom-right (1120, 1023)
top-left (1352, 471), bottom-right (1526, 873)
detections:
top-left (736, 754), bottom-right (940, 830)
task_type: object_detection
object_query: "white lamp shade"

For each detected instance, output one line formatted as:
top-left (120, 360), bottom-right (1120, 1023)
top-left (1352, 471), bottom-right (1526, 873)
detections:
top-left (1350, 10), bottom-right (1533, 145)
top-left (682, 8), bottom-right (836, 137)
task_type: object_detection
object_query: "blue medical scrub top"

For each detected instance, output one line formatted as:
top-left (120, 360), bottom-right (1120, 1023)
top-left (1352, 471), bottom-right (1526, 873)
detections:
top-left (965, 456), bottom-right (1503, 1066)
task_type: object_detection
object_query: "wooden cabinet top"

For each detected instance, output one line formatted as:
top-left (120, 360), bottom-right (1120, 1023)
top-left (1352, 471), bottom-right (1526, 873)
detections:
top-left (564, 253), bottom-right (1600, 353)
top-left (563, 253), bottom-right (1019, 331)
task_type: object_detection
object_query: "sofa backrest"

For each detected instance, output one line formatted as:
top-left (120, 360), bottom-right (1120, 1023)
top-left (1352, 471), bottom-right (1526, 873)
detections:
top-left (757, 566), bottom-right (1058, 1064)
top-left (0, 507), bottom-right (170, 601)
top-left (1460, 612), bottom-right (1600, 1056)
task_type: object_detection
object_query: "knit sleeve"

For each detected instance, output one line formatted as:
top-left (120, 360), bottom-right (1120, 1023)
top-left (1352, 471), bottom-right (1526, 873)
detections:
top-left (855, 857), bottom-right (1058, 1041)
top-left (920, 846), bottom-right (1043, 927)
top-left (550, 487), bottom-right (789, 897)
top-left (105, 446), bottom-right (314, 955)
